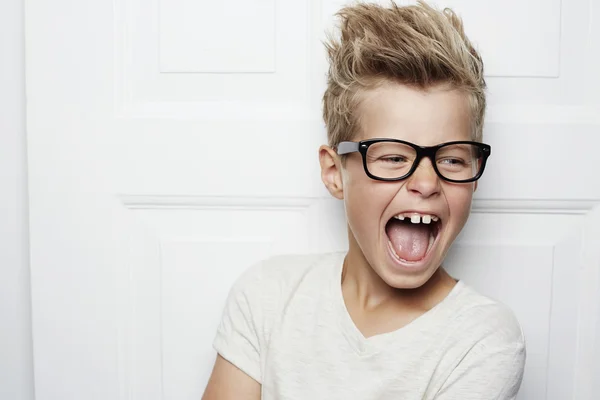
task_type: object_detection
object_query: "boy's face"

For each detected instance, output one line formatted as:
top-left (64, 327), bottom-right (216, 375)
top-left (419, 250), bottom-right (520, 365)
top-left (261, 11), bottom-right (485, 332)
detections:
top-left (320, 81), bottom-right (476, 289)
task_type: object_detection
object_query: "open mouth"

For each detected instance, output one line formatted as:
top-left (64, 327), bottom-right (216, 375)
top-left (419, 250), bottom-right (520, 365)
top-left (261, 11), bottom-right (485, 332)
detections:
top-left (385, 213), bottom-right (442, 263)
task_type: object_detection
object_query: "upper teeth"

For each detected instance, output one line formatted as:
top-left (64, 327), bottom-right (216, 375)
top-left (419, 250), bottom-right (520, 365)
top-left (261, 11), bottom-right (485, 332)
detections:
top-left (394, 213), bottom-right (439, 224)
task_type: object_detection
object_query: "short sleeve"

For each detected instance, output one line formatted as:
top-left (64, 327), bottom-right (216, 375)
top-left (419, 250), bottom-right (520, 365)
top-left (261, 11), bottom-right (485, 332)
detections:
top-left (435, 308), bottom-right (527, 400)
top-left (212, 263), bottom-right (266, 384)
top-left (435, 340), bottom-right (525, 399)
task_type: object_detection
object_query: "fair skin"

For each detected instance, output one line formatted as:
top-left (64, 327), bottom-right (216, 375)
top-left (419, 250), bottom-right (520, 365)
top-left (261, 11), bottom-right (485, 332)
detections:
top-left (202, 355), bottom-right (261, 399)
top-left (202, 80), bottom-right (476, 398)
top-left (321, 81), bottom-right (476, 338)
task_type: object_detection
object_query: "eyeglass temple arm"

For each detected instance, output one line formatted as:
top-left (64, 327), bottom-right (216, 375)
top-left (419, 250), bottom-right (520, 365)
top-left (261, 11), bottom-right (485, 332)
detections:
top-left (336, 141), bottom-right (359, 155)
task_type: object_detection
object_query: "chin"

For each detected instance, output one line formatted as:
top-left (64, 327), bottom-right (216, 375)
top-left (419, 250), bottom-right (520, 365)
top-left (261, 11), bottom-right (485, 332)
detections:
top-left (377, 252), bottom-right (442, 290)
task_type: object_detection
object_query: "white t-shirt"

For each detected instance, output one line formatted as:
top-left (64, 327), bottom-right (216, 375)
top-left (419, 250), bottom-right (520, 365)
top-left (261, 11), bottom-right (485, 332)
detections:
top-left (213, 252), bottom-right (526, 399)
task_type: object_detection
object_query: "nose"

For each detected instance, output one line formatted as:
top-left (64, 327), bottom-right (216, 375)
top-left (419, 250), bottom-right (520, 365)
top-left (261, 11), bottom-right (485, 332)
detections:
top-left (406, 157), bottom-right (441, 198)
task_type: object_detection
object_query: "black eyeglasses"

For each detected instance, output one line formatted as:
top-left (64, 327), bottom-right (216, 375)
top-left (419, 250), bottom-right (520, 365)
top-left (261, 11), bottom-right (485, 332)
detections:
top-left (336, 138), bottom-right (491, 183)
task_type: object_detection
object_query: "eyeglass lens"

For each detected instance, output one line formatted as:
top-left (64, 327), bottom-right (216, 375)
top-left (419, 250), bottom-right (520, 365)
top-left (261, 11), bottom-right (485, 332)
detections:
top-left (365, 142), bottom-right (483, 181)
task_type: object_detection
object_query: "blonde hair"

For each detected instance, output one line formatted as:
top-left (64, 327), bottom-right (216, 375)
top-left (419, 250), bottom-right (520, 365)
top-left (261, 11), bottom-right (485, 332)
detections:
top-left (322, 0), bottom-right (486, 147)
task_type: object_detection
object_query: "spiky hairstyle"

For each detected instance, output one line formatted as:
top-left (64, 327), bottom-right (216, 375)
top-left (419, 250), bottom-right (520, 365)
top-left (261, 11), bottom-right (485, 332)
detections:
top-left (322, 1), bottom-right (486, 146)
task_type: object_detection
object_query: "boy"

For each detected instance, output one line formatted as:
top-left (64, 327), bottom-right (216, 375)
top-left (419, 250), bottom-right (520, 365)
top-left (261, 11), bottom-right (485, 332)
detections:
top-left (203, 1), bottom-right (526, 399)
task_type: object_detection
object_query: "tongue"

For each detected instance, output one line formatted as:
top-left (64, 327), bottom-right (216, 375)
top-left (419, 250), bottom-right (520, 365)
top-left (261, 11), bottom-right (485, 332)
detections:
top-left (386, 219), bottom-right (431, 262)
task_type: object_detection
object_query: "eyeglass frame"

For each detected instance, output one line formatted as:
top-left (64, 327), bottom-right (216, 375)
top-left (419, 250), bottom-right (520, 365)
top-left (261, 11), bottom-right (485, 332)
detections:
top-left (335, 138), bottom-right (492, 183)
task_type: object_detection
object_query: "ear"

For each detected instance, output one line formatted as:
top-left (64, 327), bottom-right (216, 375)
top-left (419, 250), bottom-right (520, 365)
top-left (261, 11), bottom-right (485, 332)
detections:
top-left (319, 145), bottom-right (344, 200)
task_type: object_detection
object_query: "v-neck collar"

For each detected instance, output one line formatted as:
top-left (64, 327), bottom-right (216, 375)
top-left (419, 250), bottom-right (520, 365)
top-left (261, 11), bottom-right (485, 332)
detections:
top-left (329, 252), bottom-right (464, 356)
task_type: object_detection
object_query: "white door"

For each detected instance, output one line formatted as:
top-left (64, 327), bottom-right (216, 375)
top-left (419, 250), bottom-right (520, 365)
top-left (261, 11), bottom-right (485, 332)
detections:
top-left (26, 0), bottom-right (600, 399)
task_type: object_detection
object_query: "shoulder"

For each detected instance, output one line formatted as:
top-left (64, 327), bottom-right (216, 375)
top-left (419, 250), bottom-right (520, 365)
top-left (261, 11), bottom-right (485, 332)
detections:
top-left (448, 282), bottom-right (525, 350)
top-left (214, 251), bottom-right (344, 373)
top-left (227, 251), bottom-right (344, 307)
top-left (433, 284), bottom-right (527, 398)
top-left (234, 251), bottom-right (343, 286)
top-left (249, 251), bottom-right (341, 278)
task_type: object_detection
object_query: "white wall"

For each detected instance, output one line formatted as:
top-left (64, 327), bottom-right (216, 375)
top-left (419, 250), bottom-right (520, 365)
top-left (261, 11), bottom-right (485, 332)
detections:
top-left (0, 0), bottom-right (35, 398)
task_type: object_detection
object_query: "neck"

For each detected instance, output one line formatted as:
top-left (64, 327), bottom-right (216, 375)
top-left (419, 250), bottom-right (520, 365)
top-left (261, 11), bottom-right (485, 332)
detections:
top-left (342, 232), bottom-right (455, 311)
